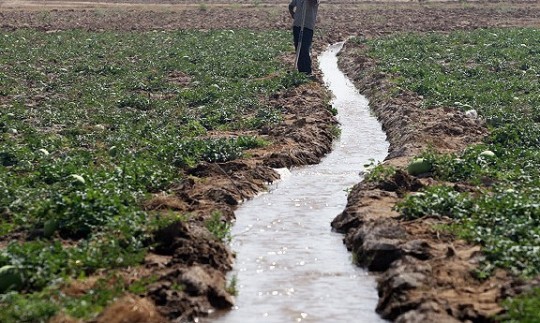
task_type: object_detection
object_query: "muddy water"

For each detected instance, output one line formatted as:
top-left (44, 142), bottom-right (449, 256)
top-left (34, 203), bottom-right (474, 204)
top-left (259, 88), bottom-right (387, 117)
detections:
top-left (214, 42), bottom-right (388, 322)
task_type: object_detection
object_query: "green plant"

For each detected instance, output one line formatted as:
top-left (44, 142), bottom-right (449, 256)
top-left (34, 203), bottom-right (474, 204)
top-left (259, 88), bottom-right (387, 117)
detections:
top-left (171, 282), bottom-right (185, 292)
top-left (500, 287), bottom-right (540, 322)
top-left (205, 211), bottom-right (232, 243)
top-left (329, 124), bottom-right (341, 139)
top-left (362, 159), bottom-right (396, 182)
top-left (351, 251), bottom-right (359, 265)
top-left (0, 291), bottom-right (59, 323)
top-left (62, 275), bottom-right (126, 319)
top-left (128, 275), bottom-right (159, 295)
top-left (396, 185), bottom-right (474, 221)
top-left (225, 275), bottom-right (238, 296)
top-left (0, 275), bottom-right (127, 322)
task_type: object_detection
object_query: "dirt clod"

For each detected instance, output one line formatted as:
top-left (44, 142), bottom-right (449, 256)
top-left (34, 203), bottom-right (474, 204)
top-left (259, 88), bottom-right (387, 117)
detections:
top-left (95, 295), bottom-right (164, 323)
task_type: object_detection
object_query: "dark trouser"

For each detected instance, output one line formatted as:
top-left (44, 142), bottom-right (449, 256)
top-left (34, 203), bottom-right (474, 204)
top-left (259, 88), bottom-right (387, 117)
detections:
top-left (293, 26), bottom-right (314, 75)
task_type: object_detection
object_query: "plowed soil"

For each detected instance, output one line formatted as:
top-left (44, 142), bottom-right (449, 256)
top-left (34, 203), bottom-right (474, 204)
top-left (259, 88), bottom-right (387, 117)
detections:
top-left (3, 1), bottom-right (540, 322)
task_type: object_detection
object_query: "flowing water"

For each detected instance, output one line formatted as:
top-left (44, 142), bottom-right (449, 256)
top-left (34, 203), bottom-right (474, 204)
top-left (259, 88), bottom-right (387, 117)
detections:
top-left (213, 42), bottom-right (389, 322)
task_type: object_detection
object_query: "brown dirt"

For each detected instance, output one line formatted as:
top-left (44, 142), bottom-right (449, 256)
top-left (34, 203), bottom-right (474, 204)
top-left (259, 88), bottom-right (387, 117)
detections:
top-left (4, 1), bottom-right (540, 322)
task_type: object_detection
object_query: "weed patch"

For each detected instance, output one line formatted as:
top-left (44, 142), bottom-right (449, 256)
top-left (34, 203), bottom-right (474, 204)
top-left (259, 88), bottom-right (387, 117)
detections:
top-left (501, 287), bottom-right (540, 323)
top-left (205, 211), bottom-right (232, 243)
top-left (362, 159), bottom-right (396, 183)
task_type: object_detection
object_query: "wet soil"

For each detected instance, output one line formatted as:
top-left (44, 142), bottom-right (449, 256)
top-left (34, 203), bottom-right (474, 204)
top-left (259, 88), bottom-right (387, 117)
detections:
top-left (4, 1), bottom-right (540, 322)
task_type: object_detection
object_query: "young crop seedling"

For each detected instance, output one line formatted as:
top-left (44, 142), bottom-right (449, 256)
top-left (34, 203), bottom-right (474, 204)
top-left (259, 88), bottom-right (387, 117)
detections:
top-left (362, 159), bottom-right (396, 183)
top-left (205, 211), bottom-right (233, 243)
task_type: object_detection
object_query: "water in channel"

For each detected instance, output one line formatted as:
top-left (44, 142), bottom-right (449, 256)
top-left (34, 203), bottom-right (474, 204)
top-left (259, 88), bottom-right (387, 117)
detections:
top-left (214, 42), bottom-right (389, 322)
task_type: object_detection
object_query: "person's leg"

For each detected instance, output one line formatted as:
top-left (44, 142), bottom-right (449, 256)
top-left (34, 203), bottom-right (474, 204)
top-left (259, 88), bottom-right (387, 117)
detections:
top-left (298, 28), bottom-right (314, 74)
top-left (293, 26), bottom-right (300, 52)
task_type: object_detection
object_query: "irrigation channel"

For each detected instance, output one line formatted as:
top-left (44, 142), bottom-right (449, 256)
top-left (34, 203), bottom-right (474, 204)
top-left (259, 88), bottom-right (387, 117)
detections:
top-left (214, 42), bottom-right (389, 322)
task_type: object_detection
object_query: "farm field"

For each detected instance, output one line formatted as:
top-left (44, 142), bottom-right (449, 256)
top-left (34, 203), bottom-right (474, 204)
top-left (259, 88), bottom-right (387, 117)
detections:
top-left (0, 28), bottom-right (326, 322)
top-left (3, 0), bottom-right (540, 322)
top-left (336, 26), bottom-right (540, 321)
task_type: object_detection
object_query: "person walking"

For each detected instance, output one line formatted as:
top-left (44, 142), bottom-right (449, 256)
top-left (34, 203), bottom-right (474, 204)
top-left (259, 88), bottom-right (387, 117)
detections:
top-left (289, 0), bottom-right (319, 75)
